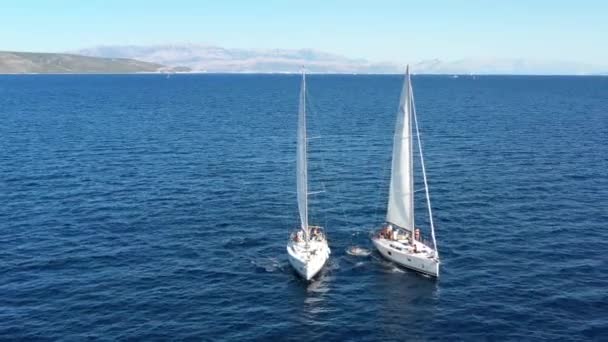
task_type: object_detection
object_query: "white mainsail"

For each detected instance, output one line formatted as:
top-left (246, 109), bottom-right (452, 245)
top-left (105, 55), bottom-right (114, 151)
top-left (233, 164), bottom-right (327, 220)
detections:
top-left (296, 72), bottom-right (309, 240)
top-left (386, 67), bottom-right (414, 232)
top-left (373, 66), bottom-right (440, 278)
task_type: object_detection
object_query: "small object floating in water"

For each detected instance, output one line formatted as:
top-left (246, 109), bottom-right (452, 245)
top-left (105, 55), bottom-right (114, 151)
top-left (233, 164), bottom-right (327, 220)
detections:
top-left (346, 246), bottom-right (371, 257)
top-left (252, 258), bottom-right (282, 273)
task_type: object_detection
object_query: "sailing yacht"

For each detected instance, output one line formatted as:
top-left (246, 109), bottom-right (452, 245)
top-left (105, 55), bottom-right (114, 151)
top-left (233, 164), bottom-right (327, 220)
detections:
top-left (371, 66), bottom-right (440, 278)
top-left (286, 71), bottom-right (330, 281)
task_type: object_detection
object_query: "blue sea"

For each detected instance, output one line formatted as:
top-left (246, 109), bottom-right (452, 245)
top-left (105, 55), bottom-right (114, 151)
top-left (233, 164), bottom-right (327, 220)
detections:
top-left (1, 74), bottom-right (607, 341)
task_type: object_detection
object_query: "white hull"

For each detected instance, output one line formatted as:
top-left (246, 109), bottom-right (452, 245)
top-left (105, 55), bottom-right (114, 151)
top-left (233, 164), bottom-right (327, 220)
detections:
top-left (372, 236), bottom-right (439, 277)
top-left (287, 236), bottom-right (330, 281)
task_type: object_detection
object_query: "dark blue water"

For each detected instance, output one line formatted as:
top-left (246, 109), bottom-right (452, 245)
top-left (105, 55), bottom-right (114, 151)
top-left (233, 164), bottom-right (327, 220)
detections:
top-left (1, 74), bottom-right (607, 341)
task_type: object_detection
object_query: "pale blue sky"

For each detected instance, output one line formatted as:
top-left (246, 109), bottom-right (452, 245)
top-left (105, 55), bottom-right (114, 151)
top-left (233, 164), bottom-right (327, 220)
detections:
top-left (2, 0), bottom-right (607, 64)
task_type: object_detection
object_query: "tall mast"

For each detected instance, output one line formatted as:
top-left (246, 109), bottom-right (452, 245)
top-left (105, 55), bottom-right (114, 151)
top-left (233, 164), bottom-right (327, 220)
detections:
top-left (407, 67), bottom-right (415, 243)
top-left (296, 70), bottom-right (309, 241)
top-left (411, 72), bottom-right (439, 258)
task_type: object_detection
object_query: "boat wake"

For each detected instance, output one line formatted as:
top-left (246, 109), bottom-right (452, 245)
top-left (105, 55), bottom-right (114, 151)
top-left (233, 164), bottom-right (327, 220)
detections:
top-left (346, 246), bottom-right (371, 257)
top-left (389, 266), bottom-right (406, 273)
top-left (223, 236), bottom-right (260, 247)
top-left (353, 261), bottom-right (365, 268)
top-left (251, 257), bottom-right (284, 273)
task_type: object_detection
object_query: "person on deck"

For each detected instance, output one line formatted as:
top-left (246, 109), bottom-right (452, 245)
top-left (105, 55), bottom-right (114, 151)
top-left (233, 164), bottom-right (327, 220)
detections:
top-left (386, 224), bottom-right (393, 240)
top-left (314, 227), bottom-right (321, 241)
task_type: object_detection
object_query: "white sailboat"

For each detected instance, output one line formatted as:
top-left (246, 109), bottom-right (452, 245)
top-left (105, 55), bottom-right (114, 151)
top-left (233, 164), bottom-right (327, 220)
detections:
top-left (287, 71), bottom-right (331, 281)
top-left (372, 66), bottom-right (440, 278)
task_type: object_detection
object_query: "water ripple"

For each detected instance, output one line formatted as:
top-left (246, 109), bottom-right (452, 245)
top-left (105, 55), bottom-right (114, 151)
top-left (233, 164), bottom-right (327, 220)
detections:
top-left (1, 74), bottom-right (607, 340)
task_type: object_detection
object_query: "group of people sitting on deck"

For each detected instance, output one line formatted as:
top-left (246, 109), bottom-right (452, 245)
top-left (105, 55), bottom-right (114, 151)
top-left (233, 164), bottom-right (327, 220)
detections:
top-left (379, 224), bottom-right (422, 243)
top-left (310, 226), bottom-right (323, 241)
top-left (292, 226), bottom-right (323, 243)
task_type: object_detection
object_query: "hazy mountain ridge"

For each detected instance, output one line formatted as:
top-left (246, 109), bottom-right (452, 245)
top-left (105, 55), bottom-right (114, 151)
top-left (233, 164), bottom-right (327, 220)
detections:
top-left (76, 44), bottom-right (397, 73)
top-left (0, 51), bottom-right (186, 74)
top-left (76, 44), bottom-right (607, 75)
top-left (413, 58), bottom-right (602, 75)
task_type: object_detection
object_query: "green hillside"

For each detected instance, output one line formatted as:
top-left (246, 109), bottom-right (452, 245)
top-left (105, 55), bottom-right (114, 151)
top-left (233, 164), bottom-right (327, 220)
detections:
top-left (0, 51), bottom-right (174, 73)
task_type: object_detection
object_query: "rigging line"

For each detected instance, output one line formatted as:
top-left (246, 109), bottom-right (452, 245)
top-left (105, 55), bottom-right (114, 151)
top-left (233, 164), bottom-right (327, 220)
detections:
top-left (321, 181), bottom-right (330, 230)
top-left (305, 88), bottom-right (352, 230)
top-left (303, 83), bottom-right (334, 228)
top-left (410, 80), bottom-right (439, 258)
top-left (316, 138), bottom-right (350, 228)
top-left (305, 78), bottom-right (385, 237)
top-left (372, 150), bottom-right (392, 228)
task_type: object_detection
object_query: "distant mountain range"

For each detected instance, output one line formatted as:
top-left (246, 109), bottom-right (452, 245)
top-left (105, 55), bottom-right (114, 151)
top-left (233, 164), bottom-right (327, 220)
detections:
top-left (1, 46), bottom-right (605, 75)
top-left (76, 44), bottom-right (607, 75)
top-left (412, 58), bottom-right (603, 75)
top-left (76, 44), bottom-right (397, 73)
top-left (0, 51), bottom-right (187, 74)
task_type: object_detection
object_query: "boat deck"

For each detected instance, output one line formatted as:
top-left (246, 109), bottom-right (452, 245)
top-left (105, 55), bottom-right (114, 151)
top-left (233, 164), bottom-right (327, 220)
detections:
top-left (376, 237), bottom-right (437, 260)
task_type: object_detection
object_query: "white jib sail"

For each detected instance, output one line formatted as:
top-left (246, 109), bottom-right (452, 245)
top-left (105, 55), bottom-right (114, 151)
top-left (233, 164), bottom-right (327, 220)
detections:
top-left (386, 67), bottom-right (414, 232)
top-left (297, 72), bottom-right (309, 240)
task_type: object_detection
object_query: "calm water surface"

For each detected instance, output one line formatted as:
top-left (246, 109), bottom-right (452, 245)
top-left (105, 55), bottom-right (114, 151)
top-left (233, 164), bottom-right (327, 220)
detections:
top-left (1, 74), bottom-right (607, 340)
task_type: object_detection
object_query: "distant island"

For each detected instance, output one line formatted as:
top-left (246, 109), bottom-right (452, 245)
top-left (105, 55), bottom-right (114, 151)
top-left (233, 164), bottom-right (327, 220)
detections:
top-left (2, 46), bottom-right (606, 75)
top-left (0, 51), bottom-right (190, 74)
top-left (75, 44), bottom-right (608, 75)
